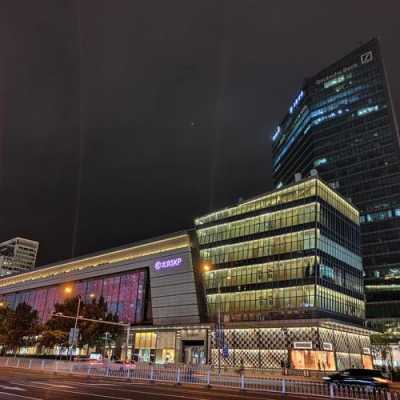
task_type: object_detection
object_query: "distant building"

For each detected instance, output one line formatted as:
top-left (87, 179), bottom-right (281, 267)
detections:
top-left (272, 38), bottom-right (400, 335)
top-left (0, 237), bottom-right (39, 276)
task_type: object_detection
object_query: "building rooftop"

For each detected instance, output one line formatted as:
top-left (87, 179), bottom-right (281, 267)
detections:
top-left (0, 230), bottom-right (191, 289)
top-left (195, 176), bottom-right (359, 227)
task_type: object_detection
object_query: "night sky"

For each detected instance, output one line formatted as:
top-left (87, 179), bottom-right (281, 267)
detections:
top-left (1, 1), bottom-right (399, 266)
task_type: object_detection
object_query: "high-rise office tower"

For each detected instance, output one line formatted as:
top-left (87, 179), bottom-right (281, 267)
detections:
top-left (272, 39), bottom-right (400, 334)
top-left (0, 237), bottom-right (39, 276)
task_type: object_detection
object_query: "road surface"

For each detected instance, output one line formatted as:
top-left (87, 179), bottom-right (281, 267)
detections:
top-left (0, 367), bottom-right (313, 400)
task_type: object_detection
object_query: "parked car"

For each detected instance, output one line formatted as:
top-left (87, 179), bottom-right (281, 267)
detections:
top-left (113, 360), bottom-right (136, 369)
top-left (323, 369), bottom-right (391, 388)
top-left (73, 357), bottom-right (105, 366)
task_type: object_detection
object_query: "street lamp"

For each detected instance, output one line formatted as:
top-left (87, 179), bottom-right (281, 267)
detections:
top-left (63, 286), bottom-right (82, 361)
top-left (56, 288), bottom-right (131, 362)
top-left (203, 263), bottom-right (211, 272)
top-left (52, 313), bottom-right (131, 362)
top-left (64, 287), bottom-right (73, 295)
top-left (203, 263), bottom-right (223, 374)
top-left (64, 287), bottom-right (96, 360)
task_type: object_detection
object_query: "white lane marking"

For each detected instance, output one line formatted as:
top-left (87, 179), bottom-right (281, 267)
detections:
top-left (28, 381), bottom-right (75, 389)
top-left (15, 382), bottom-right (211, 400)
top-left (0, 385), bottom-right (26, 391)
top-left (67, 380), bottom-right (273, 400)
top-left (37, 378), bottom-right (276, 400)
top-left (74, 383), bottom-right (115, 386)
top-left (0, 391), bottom-right (43, 400)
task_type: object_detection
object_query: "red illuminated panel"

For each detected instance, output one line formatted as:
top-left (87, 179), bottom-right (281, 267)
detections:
top-left (5, 269), bottom-right (148, 324)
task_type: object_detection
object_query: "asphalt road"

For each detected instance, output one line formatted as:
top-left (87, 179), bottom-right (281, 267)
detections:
top-left (0, 367), bottom-right (307, 400)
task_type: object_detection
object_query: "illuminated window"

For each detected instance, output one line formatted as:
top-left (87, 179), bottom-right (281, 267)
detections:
top-left (324, 75), bottom-right (345, 89)
top-left (320, 264), bottom-right (334, 280)
top-left (272, 126), bottom-right (281, 142)
top-left (289, 90), bottom-right (305, 114)
top-left (314, 158), bottom-right (328, 167)
top-left (357, 105), bottom-right (379, 116)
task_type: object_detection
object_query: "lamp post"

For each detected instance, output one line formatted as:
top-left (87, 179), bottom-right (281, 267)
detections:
top-left (204, 263), bottom-right (223, 374)
top-left (53, 313), bottom-right (131, 362)
top-left (64, 287), bottom-right (96, 361)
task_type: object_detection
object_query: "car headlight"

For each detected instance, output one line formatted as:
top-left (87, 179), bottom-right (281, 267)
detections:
top-left (373, 377), bottom-right (389, 384)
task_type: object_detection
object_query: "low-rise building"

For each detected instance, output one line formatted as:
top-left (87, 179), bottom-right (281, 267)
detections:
top-left (0, 178), bottom-right (372, 370)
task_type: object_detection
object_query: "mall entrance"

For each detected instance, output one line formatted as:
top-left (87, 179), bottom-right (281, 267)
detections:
top-left (182, 340), bottom-right (206, 365)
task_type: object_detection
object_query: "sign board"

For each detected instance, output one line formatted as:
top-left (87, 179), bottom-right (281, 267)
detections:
top-left (154, 257), bottom-right (183, 271)
top-left (68, 328), bottom-right (79, 346)
top-left (222, 344), bottom-right (229, 358)
top-left (363, 347), bottom-right (371, 355)
top-left (215, 324), bottom-right (225, 348)
top-left (293, 341), bottom-right (313, 350)
top-left (322, 342), bottom-right (333, 351)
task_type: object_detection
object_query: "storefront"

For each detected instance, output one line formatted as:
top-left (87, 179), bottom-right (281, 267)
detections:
top-left (132, 327), bottom-right (209, 365)
top-left (208, 322), bottom-right (373, 371)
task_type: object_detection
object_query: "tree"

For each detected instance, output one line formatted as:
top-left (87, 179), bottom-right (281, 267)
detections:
top-left (45, 296), bottom-right (80, 333)
top-left (44, 296), bottom-right (122, 355)
top-left (2, 302), bottom-right (39, 353)
top-left (80, 296), bottom-right (122, 352)
top-left (38, 330), bottom-right (69, 350)
top-left (0, 304), bottom-right (11, 351)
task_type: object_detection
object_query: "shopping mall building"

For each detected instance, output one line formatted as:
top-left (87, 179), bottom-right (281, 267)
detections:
top-left (0, 177), bottom-right (372, 370)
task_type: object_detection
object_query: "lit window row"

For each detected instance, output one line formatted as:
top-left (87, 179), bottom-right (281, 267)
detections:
top-left (357, 105), bottom-right (379, 116)
top-left (315, 181), bottom-right (359, 224)
top-left (316, 286), bottom-right (365, 319)
top-left (200, 229), bottom-right (316, 265)
top-left (206, 284), bottom-right (364, 319)
top-left (204, 256), bottom-right (317, 289)
top-left (317, 234), bottom-right (362, 270)
top-left (196, 180), bottom-right (358, 227)
top-left (197, 204), bottom-right (319, 245)
top-left (273, 83), bottom-right (373, 170)
top-left (207, 285), bottom-right (315, 316)
top-left (361, 208), bottom-right (400, 223)
top-left (319, 264), bottom-right (363, 294)
top-left (324, 74), bottom-right (346, 89)
top-left (195, 181), bottom-right (317, 226)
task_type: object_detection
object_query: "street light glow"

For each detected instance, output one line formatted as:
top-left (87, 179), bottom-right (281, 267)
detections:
top-left (203, 263), bottom-right (211, 272)
top-left (64, 286), bottom-right (73, 294)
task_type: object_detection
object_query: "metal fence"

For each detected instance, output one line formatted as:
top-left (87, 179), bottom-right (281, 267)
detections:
top-left (0, 356), bottom-right (397, 399)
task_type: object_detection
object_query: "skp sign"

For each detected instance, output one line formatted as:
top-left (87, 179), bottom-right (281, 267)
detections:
top-left (154, 257), bottom-right (183, 271)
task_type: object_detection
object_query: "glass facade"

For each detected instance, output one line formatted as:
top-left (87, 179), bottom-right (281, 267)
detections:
top-left (0, 269), bottom-right (148, 324)
top-left (196, 178), bottom-right (365, 325)
top-left (272, 39), bottom-right (400, 333)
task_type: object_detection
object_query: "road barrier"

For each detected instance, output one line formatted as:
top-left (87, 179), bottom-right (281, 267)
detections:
top-left (0, 356), bottom-right (397, 399)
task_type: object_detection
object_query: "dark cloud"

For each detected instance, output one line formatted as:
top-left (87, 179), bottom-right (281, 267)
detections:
top-left (1, 0), bottom-right (399, 265)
